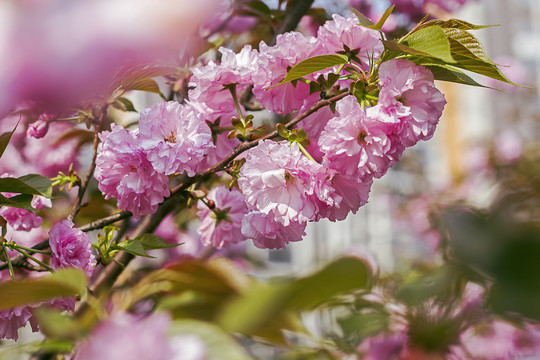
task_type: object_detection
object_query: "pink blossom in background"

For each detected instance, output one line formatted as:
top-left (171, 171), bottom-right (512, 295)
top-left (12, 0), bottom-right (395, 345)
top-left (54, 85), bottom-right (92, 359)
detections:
top-left (241, 211), bottom-right (306, 249)
top-left (317, 14), bottom-right (383, 70)
top-left (238, 140), bottom-right (329, 226)
top-left (94, 124), bottom-right (170, 217)
top-left (26, 120), bottom-right (48, 139)
top-left (0, 195), bottom-right (52, 232)
top-left (197, 186), bottom-right (248, 249)
top-left (495, 130), bottom-right (523, 164)
top-left (357, 332), bottom-right (407, 360)
top-left (377, 59), bottom-right (446, 147)
top-left (252, 32), bottom-right (323, 115)
top-left (49, 220), bottom-right (96, 277)
top-left (0, 305), bottom-right (39, 341)
top-left (0, 0), bottom-right (218, 116)
top-left (75, 312), bottom-right (176, 360)
top-left (138, 101), bottom-right (214, 176)
top-left (189, 46), bottom-right (259, 121)
top-left (319, 95), bottom-right (398, 180)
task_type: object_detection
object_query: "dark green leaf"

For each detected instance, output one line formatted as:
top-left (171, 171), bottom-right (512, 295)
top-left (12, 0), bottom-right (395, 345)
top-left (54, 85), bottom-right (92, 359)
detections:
top-left (0, 269), bottom-right (87, 310)
top-left (0, 122), bottom-right (18, 160)
top-left (425, 64), bottom-right (489, 88)
top-left (116, 239), bottom-right (155, 258)
top-left (444, 28), bottom-right (495, 64)
top-left (268, 55), bottom-right (349, 89)
top-left (246, 1), bottom-right (271, 15)
top-left (287, 256), bottom-right (370, 309)
top-left (112, 97), bottom-right (137, 112)
top-left (0, 194), bottom-right (35, 211)
top-left (402, 26), bottom-right (455, 63)
top-left (134, 233), bottom-right (179, 250)
top-left (0, 174), bottom-right (52, 198)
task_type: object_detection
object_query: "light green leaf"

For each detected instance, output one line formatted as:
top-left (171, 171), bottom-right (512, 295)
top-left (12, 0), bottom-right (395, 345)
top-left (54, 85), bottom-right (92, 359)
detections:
top-left (415, 19), bottom-right (496, 31)
top-left (444, 28), bottom-right (495, 64)
top-left (0, 174), bottom-right (52, 198)
top-left (170, 320), bottom-right (252, 360)
top-left (402, 26), bottom-right (456, 63)
top-left (268, 54), bottom-right (349, 89)
top-left (134, 234), bottom-right (180, 250)
top-left (0, 122), bottom-right (18, 160)
top-left (350, 8), bottom-right (374, 27)
top-left (0, 268), bottom-right (87, 310)
top-left (369, 4), bottom-right (395, 31)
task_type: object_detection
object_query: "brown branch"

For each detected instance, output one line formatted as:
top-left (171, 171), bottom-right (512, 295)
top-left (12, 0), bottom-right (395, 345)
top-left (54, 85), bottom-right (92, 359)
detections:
top-left (270, 0), bottom-right (315, 46)
top-left (68, 105), bottom-right (107, 222)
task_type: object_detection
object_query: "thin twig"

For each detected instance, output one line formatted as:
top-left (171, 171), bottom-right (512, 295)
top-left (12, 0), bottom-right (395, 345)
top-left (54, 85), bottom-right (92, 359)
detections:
top-left (68, 106), bottom-right (106, 221)
top-left (270, 0), bottom-right (315, 46)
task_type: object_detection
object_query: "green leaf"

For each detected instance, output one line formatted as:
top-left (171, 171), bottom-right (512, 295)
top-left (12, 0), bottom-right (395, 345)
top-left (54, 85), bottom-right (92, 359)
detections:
top-left (0, 174), bottom-right (52, 198)
top-left (443, 28), bottom-right (495, 64)
top-left (350, 8), bottom-right (374, 27)
top-left (113, 65), bottom-right (175, 98)
top-left (112, 97), bottom-right (137, 112)
top-left (369, 5), bottom-right (395, 31)
top-left (268, 55), bottom-right (349, 89)
top-left (0, 268), bottom-right (87, 310)
top-left (170, 320), bottom-right (253, 360)
top-left (34, 308), bottom-right (82, 341)
top-left (382, 39), bottom-right (437, 58)
top-left (287, 256), bottom-right (370, 309)
top-left (134, 233), bottom-right (180, 250)
top-left (402, 26), bottom-right (456, 63)
top-left (424, 64), bottom-right (489, 88)
top-left (0, 122), bottom-right (18, 160)
top-left (116, 239), bottom-right (155, 258)
top-left (446, 37), bottom-right (516, 84)
top-left (0, 194), bottom-right (34, 211)
top-left (414, 19), bottom-right (496, 32)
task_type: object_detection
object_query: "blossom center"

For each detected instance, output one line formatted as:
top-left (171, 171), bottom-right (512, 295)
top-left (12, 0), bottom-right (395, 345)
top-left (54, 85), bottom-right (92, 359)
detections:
top-left (164, 130), bottom-right (177, 143)
top-left (357, 130), bottom-right (367, 144)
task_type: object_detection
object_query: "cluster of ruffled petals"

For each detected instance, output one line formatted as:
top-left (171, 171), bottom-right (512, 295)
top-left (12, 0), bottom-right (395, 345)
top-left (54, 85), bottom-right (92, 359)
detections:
top-left (319, 95), bottom-right (399, 180)
top-left (252, 32), bottom-right (323, 114)
top-left (241, 211), bottom-right (306, 249)
top-left (317, 14), bottom-right (383, 70)
top-left (48, 220), bottom-right (97, 277)
top-left (0, 304), bottom-right (40, 341)
top-left (238, 140), bottom-right (331, 226)
top-left (95, 124), bottom-right (171, 217)
top-left (138, 101), bottom-right (214, 176)
top-left (189, 45), bottom-right (259, 120)
top-left (197, 186), bottom-right (248, 249)
top-left (375, 59), bottom-right (446, 147)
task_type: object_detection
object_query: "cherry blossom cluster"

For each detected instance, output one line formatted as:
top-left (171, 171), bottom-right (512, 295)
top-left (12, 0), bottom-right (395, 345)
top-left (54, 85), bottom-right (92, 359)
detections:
top-left (94, 13), bottom-right (446, 250)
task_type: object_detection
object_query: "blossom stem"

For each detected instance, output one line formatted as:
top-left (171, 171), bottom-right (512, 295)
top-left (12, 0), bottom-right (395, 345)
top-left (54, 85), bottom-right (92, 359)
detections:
top-left (296, 142), bottom-right (316, 162)
top-left (9, 243), bottom-right (51, 255)
top-left (335, 62), bottom-right (346, 75)
top-left (2, 245), bottom-right (15, 279)
top-left (12, 247), bottom-right (54, 272)
top-left (228, 84), bottom-right (246, 127)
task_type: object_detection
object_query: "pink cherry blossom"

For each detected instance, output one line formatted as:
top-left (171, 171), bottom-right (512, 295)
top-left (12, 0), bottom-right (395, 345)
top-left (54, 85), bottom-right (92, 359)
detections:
top-left (0, 305), bottom-right (39, 341)
top-left (241, 211), bottom-right (306, 249)
top-left (138, 101), bottom-right (214, 176)
top-left (189, 45), bottom-right (259, 121)
top-left (252, 32), bottom-right (323, 115)
top-left (317, 14), bottom-right (383, 69)
top-left (197, 186), bottom-right (248, 249)
top-left (318, 172), bottom-right (373, 222)
top-left (238, 140), bottom-right (329, 226)
top-left (319, 95), bottom-right (399, 180)
top-left (94, 124), bottom-right (170, 217)
top-left (0, 195), bottom-right (52, 232)
top-left (377, 59), bottom-right (446, 147)
top-left (75, 312), bottom-right (175, 360)
top-left (49, 220), bottom-right (97, 277)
